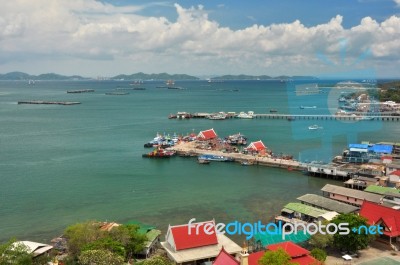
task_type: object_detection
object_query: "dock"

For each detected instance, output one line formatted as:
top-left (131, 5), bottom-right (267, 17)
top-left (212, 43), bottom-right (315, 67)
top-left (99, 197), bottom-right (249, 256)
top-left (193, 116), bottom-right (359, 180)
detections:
top-left (67, 89), bottom-right (95, 93)
top-left (170, 141), bottom-right (303, 170)
top-left (18, 101), bottom-right (81, 105)
top-left (168, 111), bottom-right (400, 121)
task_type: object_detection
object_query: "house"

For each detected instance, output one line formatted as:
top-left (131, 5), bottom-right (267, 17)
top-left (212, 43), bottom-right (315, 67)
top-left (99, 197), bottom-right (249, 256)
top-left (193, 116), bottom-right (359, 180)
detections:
top-left (359, 200), bottom-right (400, 245)
top-left (161, 220), bottom-right (241, 265)
top-left (11, 241), bottom-right (53, 258)
top-left (387, 170), bottom-right (400, 188)
top-left (213, 247), bottom-right (239, 265)
top-left (197, 129), bottom-right (218, 141)
top-left (321, 184), bottom-right (382, 206)
top-left (278, 202), bottom-right (337, 223)
top-left (125, 221), bottom-right (162, 258)
top-left (247, 242), bottom-right (319, 265)
top-left (246, 141), bottom-right (266, 152)
top-left (297, 194), bottom-right (359, 214)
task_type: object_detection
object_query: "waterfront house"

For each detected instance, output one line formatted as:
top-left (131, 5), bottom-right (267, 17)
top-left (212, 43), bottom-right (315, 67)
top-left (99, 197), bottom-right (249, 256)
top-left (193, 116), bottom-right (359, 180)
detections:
top-left (359, 200), bottom-right (400, 247)
top-left (321, 184), bottom-right (382, 206)
top-left (387, 170), bottom-right (400, 187)
top-left (277, 202), bottom-right (338, 223)
top-left (297, 194), bottom-right (358, 214)
top-left (161, 220), bottom-right (241, 265)
top-left (11, 241), bottom-right (53, 258)
top-left (197, 129), bottom-right (217, 141)
top-left (125, 221), bottom-right (162, 258)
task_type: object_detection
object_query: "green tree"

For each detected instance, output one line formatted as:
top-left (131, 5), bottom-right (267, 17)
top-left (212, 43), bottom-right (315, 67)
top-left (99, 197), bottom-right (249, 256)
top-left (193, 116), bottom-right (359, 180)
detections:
top-left (310, 248), bottom-right (327, 262)
top-left (136, 255), bottom-right (174, 265)
top-left (109, 225), bottom-right (146, 258)
top-left (64, 221), bottom-right (106, 257)
top-left (0, 239), bottom-right (33, 265)
top-left (78, 249), bottom-right (124, 265)
top-left (258, 248), bottom-right (298, 265)
top-left (82, 236), bottom-right (126, 258)
top-left (331, 213), bottom-right (375, 252)
top-left (309, 231), bottom-right (333, 249)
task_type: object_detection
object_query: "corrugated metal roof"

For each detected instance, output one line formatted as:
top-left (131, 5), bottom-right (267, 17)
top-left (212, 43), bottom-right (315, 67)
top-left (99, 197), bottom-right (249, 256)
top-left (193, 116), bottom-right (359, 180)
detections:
top-left (297, 194), bottom-right (359, 213)
top-left (364, 185), bottom-right (400, 195)
top-left (283, 202), bottom-right (329, 218)
top-left (321, 184), bottom-right (382, 203)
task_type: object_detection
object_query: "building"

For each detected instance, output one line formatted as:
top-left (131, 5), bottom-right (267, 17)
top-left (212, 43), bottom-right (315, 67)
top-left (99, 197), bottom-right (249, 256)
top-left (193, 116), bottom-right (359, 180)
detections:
top-left (197, 129), bottom-right (218, 141)
top-left (359, 200), bottom-right (400, 246)
top-left (161, 220), bottom-right (241, 265)
top-left (321, 184), bottom-right (382, 206)
top-left (213, 247), bottom-right (240, 265)
top-left (247, 242), bottom-right (319, 265)
top-left (125, 221), bottom-right (161, 258)
top-left (245, 141), bottom-right (267, 154)
top-left (297, 194), bottom-right (358, 214)
top-left (278, 202), bottom-right (337, 223)
top-left (11, 241), bottom-right (53, 258)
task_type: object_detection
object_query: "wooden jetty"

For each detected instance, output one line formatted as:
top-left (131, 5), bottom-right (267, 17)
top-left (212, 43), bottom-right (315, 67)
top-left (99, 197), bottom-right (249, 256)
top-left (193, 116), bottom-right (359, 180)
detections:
top-left (67, 89), bottom-right (95, 93)
top-left (18, 101), bottom-right (81, 105)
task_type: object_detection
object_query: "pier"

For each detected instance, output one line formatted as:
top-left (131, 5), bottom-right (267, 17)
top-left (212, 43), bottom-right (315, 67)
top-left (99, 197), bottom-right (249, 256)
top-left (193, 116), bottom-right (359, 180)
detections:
top-left (169, 112), bottom-right (400, 122)
top-left (18, 101), bottom-right (81, 105)
top-left (67, 89), bottom-right (95, 93)
top-left (170, 141), bottom-right (304, 170)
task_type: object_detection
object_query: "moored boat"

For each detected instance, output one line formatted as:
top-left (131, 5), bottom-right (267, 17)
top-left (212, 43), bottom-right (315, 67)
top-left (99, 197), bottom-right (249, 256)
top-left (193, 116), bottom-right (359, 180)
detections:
top-left (198, 158), bottom-right (211, 164)
top-left (142, 148), bottom-right (176, 158)
top-left (236, 111), bottom-right (254, 119)
top-left (198, 154), bottom-right (234, 162)
top-left (308, 125), bottom-right (322, 130)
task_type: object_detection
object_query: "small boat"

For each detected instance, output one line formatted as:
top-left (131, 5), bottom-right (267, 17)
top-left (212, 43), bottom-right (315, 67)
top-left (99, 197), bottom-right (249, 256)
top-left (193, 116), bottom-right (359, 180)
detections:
top-left (198, 158), bottom-right (211, 164)
top-left (225, 133), bottom-right (247, 146)
top-left (105, 92), bottom-right (129, 95)
top-left (198, 154), bottom-right (234, 162)
top-left (300, 106), bottom-right (317, 109)
top-left (236, 111), bottom-right (254, 119)
top-left (207, 113), bottom-right (227, 120)
top-left (270, 109), bottom-right (278, 113)
top-left (308, 125), bottom-right (322, 130)
top-left (355, 116), bottom-right (375, 121)
top-left (287, 116), bottom-right (295, 121)
top-left (142, 148), bottom-right (176, 158)
top-left (241, 160), bottom-right (253, 166)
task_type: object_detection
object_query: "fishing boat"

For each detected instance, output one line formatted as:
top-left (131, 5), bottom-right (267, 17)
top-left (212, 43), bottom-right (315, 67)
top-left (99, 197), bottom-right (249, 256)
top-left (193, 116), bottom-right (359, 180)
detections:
top-left (270, 109), bottom-right (278, 113)
top-left (308, 125), bottom-right (322, 130)
top-left (355, 116), bottom-right (375, 121)
top-left (225, 133), bottom-right (247, 145)
top-left (207, 113), bottom-right (227, 120)
top-left (142, 148), bottom-right (176, 158)
top-left (198, 158), bottom-right (211, 164)
top-left (241, 160), bottom-right (254, 166)
top-left (236, 111), bottom-right (254, 119)
top-left (198, 154), bottom-right (234, 162)
top-left (300, 106), bottom-right (317, 109)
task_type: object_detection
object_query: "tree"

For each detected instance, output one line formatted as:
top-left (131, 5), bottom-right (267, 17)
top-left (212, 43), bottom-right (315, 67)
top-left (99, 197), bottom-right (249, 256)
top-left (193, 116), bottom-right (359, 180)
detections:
top-left (309, 231), bottom-right (333, 249)
top-left (258, 248), bottom-right (298, 265)
top-left (109, 224), bottom-right (146, 258)
top-left (0, 239), bottom-right (33, 265)
top-left (64, 221), bottom-right (106, 257)
top-left (78, 249), bottom-right (124, 265)
top-left (331, 213), bottom-right (375, 253)
top-left (310, 248), bottom-right (327, 262)
top-left (136, 255), bottom-right (174, 265)
top-left (82, 236), bottom-right (126, 258)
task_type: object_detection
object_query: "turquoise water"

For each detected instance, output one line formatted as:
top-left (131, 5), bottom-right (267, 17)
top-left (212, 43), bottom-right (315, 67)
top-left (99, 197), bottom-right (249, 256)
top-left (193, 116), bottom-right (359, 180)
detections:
top-left (0, 80), bottom-right (399, 243)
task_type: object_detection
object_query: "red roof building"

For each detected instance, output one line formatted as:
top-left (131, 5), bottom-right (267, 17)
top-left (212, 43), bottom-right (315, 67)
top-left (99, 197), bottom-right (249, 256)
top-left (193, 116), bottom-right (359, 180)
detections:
top-left (359, 200), bottom-right (400, 239)
top-left (248, 242), bottom-right (319, 265)
top-left (197, 128), bottom-right (218, 140)
top-left (213, 247), bottom-right (240, 265)
top-left (161, 220), bottom-right (242, 264)
top-left (246, 140), bottom-right (266, 152)
top-left (390, 170), bottom-right (400, 177)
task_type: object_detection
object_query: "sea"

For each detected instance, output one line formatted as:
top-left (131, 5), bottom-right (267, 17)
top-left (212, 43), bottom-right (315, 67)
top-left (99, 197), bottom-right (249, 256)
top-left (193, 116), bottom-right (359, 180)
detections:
top-left (0, 79), bottom-right (399, 243)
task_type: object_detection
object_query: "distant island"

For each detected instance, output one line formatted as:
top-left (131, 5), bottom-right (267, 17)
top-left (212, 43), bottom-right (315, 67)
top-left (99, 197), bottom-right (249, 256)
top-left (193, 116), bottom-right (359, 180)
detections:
top-left (0, 71), bottom-right (317, 81)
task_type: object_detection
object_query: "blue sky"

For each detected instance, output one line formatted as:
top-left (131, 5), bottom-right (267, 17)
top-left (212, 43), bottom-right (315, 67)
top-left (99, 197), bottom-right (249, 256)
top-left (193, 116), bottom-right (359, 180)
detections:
top-left (0, 0), bottom-right (399, 77)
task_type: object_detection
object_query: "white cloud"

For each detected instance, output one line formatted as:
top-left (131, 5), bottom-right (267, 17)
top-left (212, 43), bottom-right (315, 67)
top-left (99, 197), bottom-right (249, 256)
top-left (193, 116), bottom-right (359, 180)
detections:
top-left (395, 0), bottom-right (400, 6)
top-left (0, 1), bottom-right (399, 77)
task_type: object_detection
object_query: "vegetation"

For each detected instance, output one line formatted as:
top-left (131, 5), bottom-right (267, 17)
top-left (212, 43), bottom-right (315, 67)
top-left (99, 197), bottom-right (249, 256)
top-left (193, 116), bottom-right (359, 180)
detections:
top-left (378, 81), bottom-right (400, 102)
top-left (331, 213), bottom-right (375, 253)
top-left (136, 255), bottom-right (175, 265)
top-left (310, 248), bottom-right (327, 262)
top-left (64, 221), bottom-right (147, 263)
top-left (0, 239), bottom-right (33, 265)
top-left (111, 72), bottom-right (199, 80)
top-left (309, 226), bottom-right (334, 249)
top-left (258, 248), bottom-right (298, 265)
top-left (78, 249), bottom-right (125, 265)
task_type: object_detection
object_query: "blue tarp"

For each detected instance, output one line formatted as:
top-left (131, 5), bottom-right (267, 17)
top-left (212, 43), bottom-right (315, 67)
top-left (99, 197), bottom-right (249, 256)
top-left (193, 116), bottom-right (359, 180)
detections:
top-left (349, 144), bottom-right (369, 149)
top-left (369, 144), bottom-right (393, 154)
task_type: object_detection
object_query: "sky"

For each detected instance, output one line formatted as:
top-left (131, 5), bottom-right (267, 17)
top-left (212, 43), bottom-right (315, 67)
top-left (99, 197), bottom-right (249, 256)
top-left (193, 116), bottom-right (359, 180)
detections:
top-left (0, 0), bottom-right (399, 78)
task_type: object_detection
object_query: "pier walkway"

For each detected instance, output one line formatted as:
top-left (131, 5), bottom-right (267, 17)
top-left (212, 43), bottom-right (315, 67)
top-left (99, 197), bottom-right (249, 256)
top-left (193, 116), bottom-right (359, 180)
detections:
top-left (170, 141), bottom-right (304, 170)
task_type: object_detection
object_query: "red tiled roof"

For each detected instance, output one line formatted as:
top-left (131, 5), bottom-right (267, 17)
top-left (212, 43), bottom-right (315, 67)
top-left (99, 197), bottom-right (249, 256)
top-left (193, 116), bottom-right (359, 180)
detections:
top-left (390, 170), bottom-right (400, 176)
top-left (292, 255), bottom-right (320, 265)
top-left (267, 242), bottom-right (309, 258)
top-left (248, 251), bottom-right (265, 265)
top-left (213, 247), bottom-right (239, 265)
top-left (359, 200), bottom-right (400, 237)
top-left (170, 221), bottom-right (218, 251)
top-left (247, 140), bottom-right (266, 151)
top-left (197, 128), bottom-right (217, 140)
